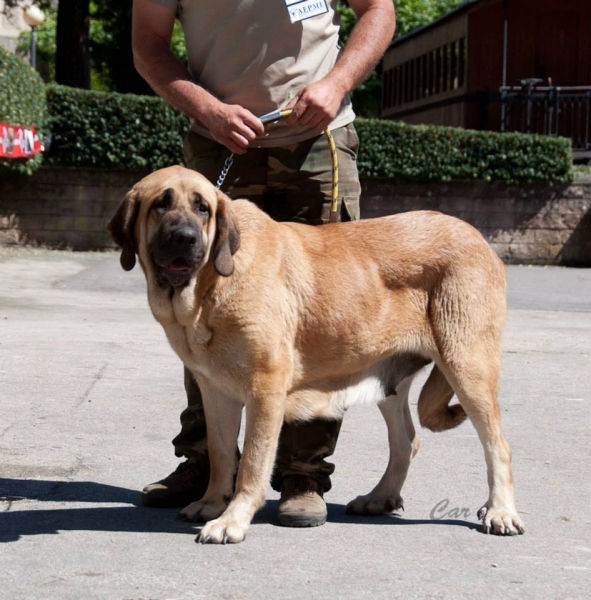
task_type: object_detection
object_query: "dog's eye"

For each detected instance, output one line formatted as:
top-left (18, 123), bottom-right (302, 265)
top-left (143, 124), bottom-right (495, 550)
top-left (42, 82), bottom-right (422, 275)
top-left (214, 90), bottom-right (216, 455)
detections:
top-left (152, 190), bottom-right (173, 215)
top-left (194, 195), bottom-right (209, 216)
top-left (153, 200), bottom-right (168, 214)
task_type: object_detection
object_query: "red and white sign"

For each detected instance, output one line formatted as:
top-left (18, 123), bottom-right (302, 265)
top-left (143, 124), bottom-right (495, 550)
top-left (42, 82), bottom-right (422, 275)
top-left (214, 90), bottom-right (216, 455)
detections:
top-left (0, 123), bottom-right (44, 159)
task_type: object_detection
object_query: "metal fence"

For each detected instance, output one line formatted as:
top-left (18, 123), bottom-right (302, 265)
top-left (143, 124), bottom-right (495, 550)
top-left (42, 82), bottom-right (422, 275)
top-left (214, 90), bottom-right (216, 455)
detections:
top-left (500, 82), bottom-right (591, 157)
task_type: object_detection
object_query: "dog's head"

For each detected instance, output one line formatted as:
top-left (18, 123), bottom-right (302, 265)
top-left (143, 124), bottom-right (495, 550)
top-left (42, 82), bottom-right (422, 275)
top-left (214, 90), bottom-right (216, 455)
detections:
top-left (108, 166), bottom-right (240, 288)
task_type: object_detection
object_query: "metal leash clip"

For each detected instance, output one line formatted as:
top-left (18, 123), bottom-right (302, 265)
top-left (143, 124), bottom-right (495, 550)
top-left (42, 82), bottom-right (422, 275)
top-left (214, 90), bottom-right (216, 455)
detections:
top-left (215, 110), bottom-right (283, 189)
top-left (215, 109), bottom-right (340, 223)
top-left (215, 154), bottom-right (234, 190)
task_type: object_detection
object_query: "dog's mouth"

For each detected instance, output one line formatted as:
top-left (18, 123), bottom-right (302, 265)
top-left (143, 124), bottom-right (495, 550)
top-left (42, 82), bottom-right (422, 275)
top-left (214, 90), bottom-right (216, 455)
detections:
top-left (168, 257), bottom-right (192, 272)
top-left (154, 255), bottom-right (200, 288)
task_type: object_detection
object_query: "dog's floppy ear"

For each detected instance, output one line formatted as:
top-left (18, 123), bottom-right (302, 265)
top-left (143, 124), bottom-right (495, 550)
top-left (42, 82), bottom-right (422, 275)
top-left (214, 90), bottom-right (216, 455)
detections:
top-left (108, 189), bottom-right (140, 271)
top-left (213, 191), bottom-right (240, 277)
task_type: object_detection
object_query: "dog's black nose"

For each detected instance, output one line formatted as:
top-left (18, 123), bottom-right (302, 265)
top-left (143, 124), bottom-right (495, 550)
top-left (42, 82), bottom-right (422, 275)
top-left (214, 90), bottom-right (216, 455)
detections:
top-left (171, 226), bottom-right (198, 247)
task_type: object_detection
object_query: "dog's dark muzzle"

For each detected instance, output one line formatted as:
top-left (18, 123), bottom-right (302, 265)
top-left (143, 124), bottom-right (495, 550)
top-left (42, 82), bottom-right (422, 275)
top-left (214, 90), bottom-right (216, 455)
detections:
top-left (151, 220), bottom-right (205, 288)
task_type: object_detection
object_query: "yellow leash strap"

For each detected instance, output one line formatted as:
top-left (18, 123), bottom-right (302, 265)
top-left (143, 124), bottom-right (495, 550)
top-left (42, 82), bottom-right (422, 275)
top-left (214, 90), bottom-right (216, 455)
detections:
top-left (261, 109), bottom-right (340, 223)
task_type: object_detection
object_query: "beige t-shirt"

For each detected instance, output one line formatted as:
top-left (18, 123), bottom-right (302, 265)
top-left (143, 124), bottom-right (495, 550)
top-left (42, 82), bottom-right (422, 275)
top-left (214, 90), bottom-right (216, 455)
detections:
top-left (155, 0), bottom-right (355, 146)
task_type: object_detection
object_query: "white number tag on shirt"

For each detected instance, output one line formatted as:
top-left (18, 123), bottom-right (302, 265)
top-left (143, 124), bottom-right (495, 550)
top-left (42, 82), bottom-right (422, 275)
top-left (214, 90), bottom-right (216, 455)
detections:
top-left (285, 0), bottom-right (329, 23)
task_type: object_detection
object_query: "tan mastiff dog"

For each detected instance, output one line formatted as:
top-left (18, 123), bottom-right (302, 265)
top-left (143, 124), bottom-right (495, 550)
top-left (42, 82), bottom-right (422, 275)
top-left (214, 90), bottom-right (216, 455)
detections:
top-left (108, 166), bottom-right (524, 544)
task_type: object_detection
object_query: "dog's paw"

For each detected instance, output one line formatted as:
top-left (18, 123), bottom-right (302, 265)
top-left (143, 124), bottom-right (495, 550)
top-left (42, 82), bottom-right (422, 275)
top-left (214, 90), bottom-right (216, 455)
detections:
top-left (196, 514), bottom-right (249, 544)
top-left (179, 496), bottom-right (229, 523)
top-left (477, 504), bottom-right (525, 536)
top-left (345, 493), bottom-right (404, 516)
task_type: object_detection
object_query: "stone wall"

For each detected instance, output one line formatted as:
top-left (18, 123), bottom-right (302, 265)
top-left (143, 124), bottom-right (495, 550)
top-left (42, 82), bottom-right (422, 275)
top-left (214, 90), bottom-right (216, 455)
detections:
top-left (0, 167), bottom-right (147, 249)
top-left (1, 166), bottom-right (590, 265)
top-left (361, 177), bottom-right (591, 265)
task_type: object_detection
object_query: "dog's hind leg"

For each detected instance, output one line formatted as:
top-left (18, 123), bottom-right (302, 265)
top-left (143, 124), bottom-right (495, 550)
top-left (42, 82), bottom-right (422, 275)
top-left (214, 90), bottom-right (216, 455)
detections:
top-left (346, 376), bottom-right (417, 515)
top-left (424, 258), bottom-right (523, 536)
top-left (435, 343), bottom-right (525, 536)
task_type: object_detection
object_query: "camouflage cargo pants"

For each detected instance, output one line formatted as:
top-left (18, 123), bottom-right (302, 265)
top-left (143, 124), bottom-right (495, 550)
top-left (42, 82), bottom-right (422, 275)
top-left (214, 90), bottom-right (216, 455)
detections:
top-left (175, 123), bottom-right (361, 493)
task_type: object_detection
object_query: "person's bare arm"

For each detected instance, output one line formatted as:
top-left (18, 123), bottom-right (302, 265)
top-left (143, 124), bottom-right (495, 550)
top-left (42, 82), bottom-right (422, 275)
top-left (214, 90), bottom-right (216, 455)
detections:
top-left (132, 0), bottom-right (263, 153)
top-left (286, 0), bottom-right (396, 130)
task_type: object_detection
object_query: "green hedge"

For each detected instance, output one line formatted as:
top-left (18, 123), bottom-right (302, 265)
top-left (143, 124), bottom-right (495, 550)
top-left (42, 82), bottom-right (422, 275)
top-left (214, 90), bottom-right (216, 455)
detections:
top-left (0, 47), bottom-right (46, 175)
top-left (46, 84), bottom-right (189, 170)
top-left (355, 119), bottom-right (573, 184)
top-left (45, 84), bottom-right (573, 183)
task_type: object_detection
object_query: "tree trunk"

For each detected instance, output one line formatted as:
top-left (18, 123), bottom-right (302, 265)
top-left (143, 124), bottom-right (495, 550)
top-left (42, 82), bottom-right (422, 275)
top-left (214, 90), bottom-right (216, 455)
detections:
top-left (56, 0), bottom-right (91, 89)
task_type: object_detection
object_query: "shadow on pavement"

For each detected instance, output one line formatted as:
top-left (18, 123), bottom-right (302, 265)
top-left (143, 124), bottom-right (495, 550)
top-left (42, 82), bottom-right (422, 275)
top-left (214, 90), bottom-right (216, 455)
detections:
top-left (0, 480), bottom-right (480, 543)
top-left (0, 506), bottom-right (196, 543)
top-left (261, 500), bottom-right (481, 532)
top-left (0, 478), bottom-right (140, 505)
top-left (0, 477), bottom-right (199, 543)
top-left (326, 503), bottom-right (482, 531)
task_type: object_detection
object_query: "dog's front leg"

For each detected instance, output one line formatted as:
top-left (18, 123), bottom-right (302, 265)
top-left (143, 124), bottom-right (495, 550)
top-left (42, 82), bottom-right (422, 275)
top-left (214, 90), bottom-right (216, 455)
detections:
top-left (197, 391), bottom-right (285, 544)
top-left (180, 385), bottom-right (242, 524)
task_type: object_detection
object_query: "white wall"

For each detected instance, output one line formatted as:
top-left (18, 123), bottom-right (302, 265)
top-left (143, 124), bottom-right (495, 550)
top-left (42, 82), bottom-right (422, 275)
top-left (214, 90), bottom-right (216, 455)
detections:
top-left (0, 1), bottom-right (30, 53)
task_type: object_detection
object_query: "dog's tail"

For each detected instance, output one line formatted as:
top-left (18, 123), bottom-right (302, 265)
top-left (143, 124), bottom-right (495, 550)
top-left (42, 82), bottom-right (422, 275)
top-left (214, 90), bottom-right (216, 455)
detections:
top-left (417, 365), bottom-right (467, 432)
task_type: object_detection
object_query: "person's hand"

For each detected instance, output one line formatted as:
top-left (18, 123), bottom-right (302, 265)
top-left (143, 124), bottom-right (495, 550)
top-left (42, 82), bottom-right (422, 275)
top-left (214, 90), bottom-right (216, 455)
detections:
top-left (285, 78), bottom-right (347, 131)
top-left (200, 103), bottom-right (265, 154)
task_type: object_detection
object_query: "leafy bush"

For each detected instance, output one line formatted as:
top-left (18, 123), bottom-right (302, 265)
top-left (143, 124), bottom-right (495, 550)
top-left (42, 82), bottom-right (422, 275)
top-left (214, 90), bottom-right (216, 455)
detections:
top-left (46, 84), bottom-right (189, 170)
top-left (45, 84), bottom-right (572, 183)
top-left (0, 46), bottom-right (46, 175)
top-left (355, 119), bottom-right (573, 183)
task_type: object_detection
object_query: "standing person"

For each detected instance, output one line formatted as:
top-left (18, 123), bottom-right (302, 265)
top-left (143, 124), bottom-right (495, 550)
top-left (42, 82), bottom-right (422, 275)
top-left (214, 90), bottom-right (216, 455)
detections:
top-left (132, 0), bottom-right (396, 527)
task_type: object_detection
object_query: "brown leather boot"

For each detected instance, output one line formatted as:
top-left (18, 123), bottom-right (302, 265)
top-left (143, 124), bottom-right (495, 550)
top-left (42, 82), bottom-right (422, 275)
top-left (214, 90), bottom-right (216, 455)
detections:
top-left (141, 460), bottom-right (209, 508)
top-left (277, 475), bottom-right (327, 527)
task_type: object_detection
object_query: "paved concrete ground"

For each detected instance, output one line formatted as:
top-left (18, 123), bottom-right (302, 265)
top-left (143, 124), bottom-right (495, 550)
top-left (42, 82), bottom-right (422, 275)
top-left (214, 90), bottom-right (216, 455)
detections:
top-left (1, 246), bottom-right (590, 600)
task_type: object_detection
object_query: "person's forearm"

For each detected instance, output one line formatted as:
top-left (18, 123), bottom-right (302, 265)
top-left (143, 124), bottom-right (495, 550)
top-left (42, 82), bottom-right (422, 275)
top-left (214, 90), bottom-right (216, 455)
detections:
top-left (133, 37), bottom-right (221, 123)
top-left (284, 1), bottom-right (395, 130)
top-left (133, 36), bottom-right (264, 153)
top-left (327, 2), bottom-right (396, 97)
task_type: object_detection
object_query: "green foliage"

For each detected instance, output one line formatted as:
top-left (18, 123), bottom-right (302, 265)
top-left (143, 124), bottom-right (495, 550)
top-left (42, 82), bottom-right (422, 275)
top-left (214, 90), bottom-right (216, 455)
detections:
top-left (89, 2), bottom-right (116, 91)
top-left (337, 1), bottom-right (382, 117)
top-left (395, 0), bottom-right (465, 36)
top-left (15, 2), bottom-right (155, 93)
top-left (90, 2), bottom-right (151, 94)
top-left (574, 164), bottom-right (591, 176)
top-left (171, 19), bottom-right (188, 66)
top-left (0, 46), bottom-right (46, 175)
top-left (355, 118), bottom-right (573, 183)
top-left (44, 85), bottom-right (572, 183)
top-left (89, 2), bottom-right (185, 93)
top-left (337, 1), bottom-right (357, 43)
top-left (338, 1), bottom-right (465, 41)
top-left (45, 84), bottom-right (189, 170)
